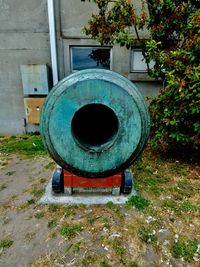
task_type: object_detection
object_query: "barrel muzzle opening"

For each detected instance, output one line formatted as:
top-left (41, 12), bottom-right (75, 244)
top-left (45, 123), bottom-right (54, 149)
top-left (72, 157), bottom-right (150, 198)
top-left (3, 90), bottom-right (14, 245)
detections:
top-left (71, 103), bottom-right (119, 152)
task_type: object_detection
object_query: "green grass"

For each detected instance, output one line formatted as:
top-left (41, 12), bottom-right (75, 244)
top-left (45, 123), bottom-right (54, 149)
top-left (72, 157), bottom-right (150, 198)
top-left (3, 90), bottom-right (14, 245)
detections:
top-left (0, 239), bottom-right (13, 250)
top-left (44, 162), bottom-right (55, 169)
top-left (100, 260), bottom-right (111, 267)
top-left (172, 239), bottom-right (199, 261)
top-left (0, 183), bottom-right (7, 191)
top-left (60, 224), bottom-right (83, 239)
top-left (162, 199), bottom-right (199, 215)
top-left (139, 226), bottom-right (157, 243)
top-left (73, 241), bottom-right (81, 253)
top-left (110, 238), bottom-right (125, 255)
top-left (82, 255), bottom-right (97, 266)
top-left (34, 212), bottom-right (44, 219)
top-left (126, 195), bottom-right (150, 210)
top-left (5, 171), bottom-right (16, 176)
top-left (47, 219), bottom-right (57, 229)
top-left (0, 134), bottom-right (46, 157)
top-left (31, 188), bottom-right (44, 198)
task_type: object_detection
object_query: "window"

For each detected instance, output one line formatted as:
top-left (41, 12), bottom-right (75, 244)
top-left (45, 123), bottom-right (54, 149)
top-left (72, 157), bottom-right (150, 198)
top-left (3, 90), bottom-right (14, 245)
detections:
top-left (70, 47), bottom-right (111, 72)
top-left (131, 49), bottom-right (154, 72)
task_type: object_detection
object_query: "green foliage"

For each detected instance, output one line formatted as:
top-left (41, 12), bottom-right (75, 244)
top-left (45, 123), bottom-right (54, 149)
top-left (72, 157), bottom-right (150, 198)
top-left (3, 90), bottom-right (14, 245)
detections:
top-left (85, 1), bottom-right (200, 149)
top-left (126, 195), bottom-right (150, 210)
top-left (172, 239), bottom-right (199, 261)
top-left (60, 224), bottom-right (83, 239)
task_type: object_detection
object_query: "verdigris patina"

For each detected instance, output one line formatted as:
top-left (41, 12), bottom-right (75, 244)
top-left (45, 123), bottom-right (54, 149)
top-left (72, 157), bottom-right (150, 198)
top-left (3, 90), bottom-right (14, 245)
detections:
top-left (40, 69), bottom-right (150, 178)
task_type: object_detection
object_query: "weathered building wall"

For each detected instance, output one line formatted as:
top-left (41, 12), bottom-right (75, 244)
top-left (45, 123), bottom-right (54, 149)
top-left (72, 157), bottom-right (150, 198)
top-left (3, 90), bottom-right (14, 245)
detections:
top-left (0, 0), bottom-right (160, 134)
top-left (0, 0), bottom-right (50, 134)
top-left (59, 0), bottom-right (161, 94)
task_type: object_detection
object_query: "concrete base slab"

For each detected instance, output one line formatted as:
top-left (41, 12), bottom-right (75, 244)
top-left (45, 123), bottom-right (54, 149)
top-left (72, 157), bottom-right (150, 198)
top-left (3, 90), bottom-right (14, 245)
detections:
top-left (39, 177), bottom-right (136, 205)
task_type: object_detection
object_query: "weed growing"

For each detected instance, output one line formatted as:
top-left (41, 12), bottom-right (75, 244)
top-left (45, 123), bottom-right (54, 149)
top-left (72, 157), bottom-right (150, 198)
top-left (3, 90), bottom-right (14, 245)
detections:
top-left (110, 238), bottom-right (125, 255)
top-left (47, 219), bottom-right (57, 229)
top-left (0, 239), bottom-right (13, 250)
top-left (60, 224), bottom-right (83, 239)
top-left (126, 195), bottom-right (150, 210)
top-left (172, 239), bottom-right (199, 261)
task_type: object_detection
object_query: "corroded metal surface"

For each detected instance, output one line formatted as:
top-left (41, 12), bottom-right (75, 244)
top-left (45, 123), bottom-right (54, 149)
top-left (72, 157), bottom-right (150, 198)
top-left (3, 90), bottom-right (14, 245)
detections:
top-left (40, 69), bottom-right (150, 178)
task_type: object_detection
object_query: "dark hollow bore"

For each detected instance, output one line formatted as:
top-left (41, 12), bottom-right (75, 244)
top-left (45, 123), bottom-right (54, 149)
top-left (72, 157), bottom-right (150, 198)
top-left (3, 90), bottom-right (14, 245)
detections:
top-left (71, 104), bottom-right (119, 148)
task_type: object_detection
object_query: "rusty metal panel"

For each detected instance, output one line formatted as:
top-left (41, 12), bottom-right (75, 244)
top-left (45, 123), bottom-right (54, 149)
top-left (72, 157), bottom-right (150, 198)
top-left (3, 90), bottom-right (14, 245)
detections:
top-left (24, 97), bottom-right (45, 124)
top-left (20, 64), bottom-right (49, 95)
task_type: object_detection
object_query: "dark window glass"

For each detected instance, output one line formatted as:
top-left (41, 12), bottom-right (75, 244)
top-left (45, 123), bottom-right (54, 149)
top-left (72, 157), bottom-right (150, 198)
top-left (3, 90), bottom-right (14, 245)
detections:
top-left (71, 47), bottom-right (110, 71)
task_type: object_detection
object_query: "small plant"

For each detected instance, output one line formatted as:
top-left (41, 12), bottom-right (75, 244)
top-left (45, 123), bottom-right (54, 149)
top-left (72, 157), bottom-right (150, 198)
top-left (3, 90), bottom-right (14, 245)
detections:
top-left (34, 212), bottom-right (44, 219)
top-left (0, 183), bottom-right (7, 191)
top-left (25, 232), bottom-right (35, 241)
top-left (110, 238), bottom-right (125, 255)
top-left (172, 239), bottom-right (199, 262)
top-left (73, 241), bottom-right (81, 253)
top-left (139, 226), bottom-right (157, 243)
top-left (0, 239), bottom-right (13, 250)
top-left (47, 219), bottom-right (57, 229)
top-left (60, 224), bottom-right (83, 239)
top-left (82, 255), bottom-right (96, 266)
top-left (44, 161), bottom-right (55, 170)
top-left (48, 204), bottom-right (60, 212)
top-left (87, 217), bottom-right (95, 225)
top-left (31, 188), bottom-right (44, 198)
top-left (106, 201), bottom-right (120, 213)
top-left (64, 206), bottom-right (75, 217)
top-left (126, 195), bottom-right (150, 210)
top-left (5, 171), bottom-right (16, 176)
top-left (100, 260), bottom-right (111, 267)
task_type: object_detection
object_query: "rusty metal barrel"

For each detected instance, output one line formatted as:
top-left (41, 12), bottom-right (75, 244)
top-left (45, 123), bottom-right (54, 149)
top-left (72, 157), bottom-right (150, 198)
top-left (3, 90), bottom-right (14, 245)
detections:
top-left (40, 69), bottom-right (150, 178)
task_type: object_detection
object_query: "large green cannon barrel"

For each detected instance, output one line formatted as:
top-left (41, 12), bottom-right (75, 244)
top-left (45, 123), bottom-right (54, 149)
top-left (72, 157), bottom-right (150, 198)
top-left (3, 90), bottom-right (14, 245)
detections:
top-left (40, 69), bottom-right (150, 178)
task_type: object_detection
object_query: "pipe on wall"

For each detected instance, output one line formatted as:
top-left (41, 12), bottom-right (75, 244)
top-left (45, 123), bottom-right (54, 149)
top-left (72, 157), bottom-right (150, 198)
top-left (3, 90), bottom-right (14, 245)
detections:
top-left (47, 0), bottom-right (59, 85)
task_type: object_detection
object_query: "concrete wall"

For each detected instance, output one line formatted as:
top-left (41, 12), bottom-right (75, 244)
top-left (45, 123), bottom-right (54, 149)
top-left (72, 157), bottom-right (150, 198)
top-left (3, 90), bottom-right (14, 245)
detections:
top-left (0, 0), bottom-right (159, 134)
top-left (0, 0), bottom-right (50, 134)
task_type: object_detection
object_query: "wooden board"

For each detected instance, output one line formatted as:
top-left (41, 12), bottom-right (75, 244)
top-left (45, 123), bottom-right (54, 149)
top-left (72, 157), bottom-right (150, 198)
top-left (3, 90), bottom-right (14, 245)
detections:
top-left (24, 97), bottom-right (46, 124)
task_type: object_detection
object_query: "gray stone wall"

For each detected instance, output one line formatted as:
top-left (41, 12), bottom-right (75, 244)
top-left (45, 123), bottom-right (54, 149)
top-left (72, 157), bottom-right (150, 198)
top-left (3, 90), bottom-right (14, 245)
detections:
top-left (0, 0), bottom-right (50, 134)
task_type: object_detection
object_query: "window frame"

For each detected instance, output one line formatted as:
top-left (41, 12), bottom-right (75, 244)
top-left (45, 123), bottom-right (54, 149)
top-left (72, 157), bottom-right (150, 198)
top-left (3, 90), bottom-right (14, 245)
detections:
top-left (70, 46), bottom-right (113, 73)
top-left (130, 49), bottom-right (154, 73)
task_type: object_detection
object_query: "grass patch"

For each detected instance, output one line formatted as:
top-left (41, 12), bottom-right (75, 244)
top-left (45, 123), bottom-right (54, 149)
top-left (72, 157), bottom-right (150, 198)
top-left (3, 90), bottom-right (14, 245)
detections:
top-left (31, 188), bottom-right (44, 198)
top-left (126, 195), bottom-right (150, 210)
top-left (0, 183), bottom-right (7, 191)
top-left (162, 199), bottom-right (199, 215)
top-left (172, 239), bottom-right (199, 261)
top-left (48, 204), bottom-right (60, 212)
top-left (139, 226), bottom-right (157, 243)
top-left (34, 212), bottom-right (44, 219)
top-left (110, 238), bottom-right (125, 255)
top-left (0, 134), bottom-right (46, 157)
top-left (0, 239), bottom-right (13, 250)
top-left (82, 254), bottom-right (97, 266)
top-left (44, 162), bottom-right (55, 169)
top-left (5, 171), bottom-right (16, 176)
top-left (47, 219), bottom-right (57, 229)
top-left (73, 241), bottom-right (81, 253)
top-left (60, 224), bottom-right (83, 239)
top-left (100, 260), bottom-right (111, 267)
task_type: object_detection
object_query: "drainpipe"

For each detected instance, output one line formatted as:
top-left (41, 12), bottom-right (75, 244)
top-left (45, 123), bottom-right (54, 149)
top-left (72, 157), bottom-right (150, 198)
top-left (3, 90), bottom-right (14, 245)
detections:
top-left (47, 0), bottom-right (58, 85)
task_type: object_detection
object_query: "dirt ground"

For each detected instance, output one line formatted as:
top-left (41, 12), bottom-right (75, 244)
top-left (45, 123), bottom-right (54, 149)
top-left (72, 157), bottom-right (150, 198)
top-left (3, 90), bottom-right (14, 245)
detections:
top-left (0, 136), bottom-right (199, 267)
